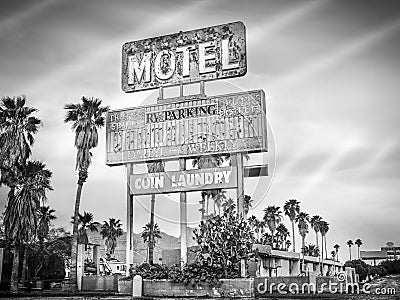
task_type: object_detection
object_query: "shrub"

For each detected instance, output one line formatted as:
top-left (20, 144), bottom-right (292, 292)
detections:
top-left (380, 260), bottom-right (400, 274)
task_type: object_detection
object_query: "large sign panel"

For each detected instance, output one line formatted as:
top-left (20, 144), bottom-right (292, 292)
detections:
top-left (106, 89), bottom-right (267, 165)
top-left (122, 21), bottom-right (246, 92)
top-left (130, 167), bottom-right (237, 195)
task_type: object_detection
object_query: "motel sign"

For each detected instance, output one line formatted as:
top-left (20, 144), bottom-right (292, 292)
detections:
top-left (122, 21), bottom-right (247, 92)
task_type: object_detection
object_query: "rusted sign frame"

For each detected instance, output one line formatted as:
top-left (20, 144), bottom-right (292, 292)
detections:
top-left (106, 89), bottom-right (267, 165)
top-left (121, 21), bottom-right (246, 92)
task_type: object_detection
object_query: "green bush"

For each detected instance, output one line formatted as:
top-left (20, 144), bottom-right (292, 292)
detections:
top-left (344, 259), bottom-right (370, 281)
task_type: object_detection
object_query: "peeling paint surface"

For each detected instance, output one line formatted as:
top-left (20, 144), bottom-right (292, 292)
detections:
top-left (121, 21), bottom-right (247, 92)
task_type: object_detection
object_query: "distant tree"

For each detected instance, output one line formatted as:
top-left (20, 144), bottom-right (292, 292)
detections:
top-left (347, 240), bottom-right (354, 260)
top-left (303, 244), bottom-right (320, 257)
top-left (295, 211), bottom-right (310, 271)
top-left (334, 244), bottom-right (340, 261)
top-left (319, 220), bottom-right (330, 259)
top-left (100, 218), bottom-right (123, 257)
top-left (243, 195), bottom-right (253, 217)
top-left (331, 250), bottom-right (336, 260)
top-left (275, 223), bottom-right (290, 250)
top-left (72, 212), bottom-right (99, 247)
top-left (263, 206), bottom-right (282, 248)
top-left (141, 222), bottom-right (162, 263)
top-left (38, 206), bottom-right (57, 243)
top-left (283, 199), bottom-right (300, 252)
top-left (146, 160), bottom-right (164, 265)
top-left (355, 239), bottom-right (363, 259)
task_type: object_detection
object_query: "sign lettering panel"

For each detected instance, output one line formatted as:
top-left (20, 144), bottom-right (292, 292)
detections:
top-left (121, 21), bottom-right (246, 92)
top-left (106, 90), bottom-right (267, 165)
top-left (130, 167), bottom-right (237, 195)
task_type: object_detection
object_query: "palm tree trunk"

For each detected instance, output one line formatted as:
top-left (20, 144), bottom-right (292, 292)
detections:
top-left (21, 247), bottom-right (28, 283)
top-left (70, 179), bottom-right (85, 291)
top-left (349, 247), bottom-right (352, 260)
top-left (10, 246), bottom-right (20, 293)
top-left (149, 194), bottom-right (155, 265)
top-left (358, 246), bottom-right (360, 259)
top-left (324, 235), bottom-right (328, 260)
top-left (301, 236), bottom-right (305, 274)
top-left (291, 221), bottom-right (295, 252)
top-left (321, 235), bottom-right (324, 275)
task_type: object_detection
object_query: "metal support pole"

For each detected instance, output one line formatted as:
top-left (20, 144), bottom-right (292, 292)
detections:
top-left (180, 84), bottom-right (184, 97)
top-left (200, 80), bottom-right (205, 95)
top-left (179, 158), bottom-right (187, 267)
top-left (126, 163), bottom-right (133, 275)
top-left (158, 87), bottom-right (164, 100)
top-left (236, 153), bottom-right (244, 217)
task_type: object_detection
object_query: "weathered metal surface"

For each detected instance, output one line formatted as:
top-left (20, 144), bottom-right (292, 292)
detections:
top-left (129, 166), bottom-right (237, 195)
top-left (121, 21), bottom-right (246, 92)
top-left (106, 89), bottom-right (267, 165)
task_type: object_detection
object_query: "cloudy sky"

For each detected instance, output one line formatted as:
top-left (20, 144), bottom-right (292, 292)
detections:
top-left (1, 0), bottom-right (399, 261)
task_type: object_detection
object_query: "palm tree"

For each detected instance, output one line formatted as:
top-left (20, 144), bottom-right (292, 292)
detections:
top-left (263, 206), bottom-right (283, 249)
top-left (320, 220), bottom-right (329, 259)
top-left (37, 206), bottom-right (57, 243)
top-left (310, 215), bottom-right (322, 274)
top-left (275, 223), bottom-right (290, 250)
top-left (214, 190), bottom-right (227, 215)
top-left (0, 96), bottom-right (41, 292)
top-left (4, 160), bottom-right (52, 293)
top-left (295, 211), bottom-right (309, 272)
top-left (347, 240), bottom-right (353, 260)
top-left (100, 218), bottom-right (124, 257)
top-left (146, 160), bottom-right (164, 265)
top-left (355, 238), bottom-right (363, 259)
top-left (331, 250), bottom-right (336, 260)
top-left (192, 155), bottom-right (225, 217)
top-left (310, 215), bottom-right (322, 256)
top-left (74, 212), bottom-right (99, 247)
top-left (243, 195), bottom-right (253, 217)
top-left (334, 244), bottom-right (340, 262)
top-left (285, 240), bottom-right (292, 251)
top-left (141, 222), bottom-right (162, 263)
top-left (64, 96), bottom-right (108, 290)
top-left (0, 96), bottom-right (41, 189)
top-left (283, 199), bottom-right (300, 252)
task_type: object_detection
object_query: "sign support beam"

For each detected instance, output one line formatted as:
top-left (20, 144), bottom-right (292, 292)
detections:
top-left (236, 153), bottom-right (244, 217)
top-left (126, 163), bottom-right (133, 275)
top-left (179, 158), bottom-right (187, 267)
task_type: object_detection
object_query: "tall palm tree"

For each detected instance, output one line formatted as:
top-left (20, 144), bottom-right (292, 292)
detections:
top-left (347, 240), bottom-right (353, 260)
top-left (100, 218), bottom-right (124, 257)
top-left (310, 215), bottom-right (322, 256)
top-left (320, 220), bottom-right (330, 259)
top-left (64, 96), bottom-right (108, 290)
top-left (214, 190), bottom-right (227, 215)
top-left (334, 244), bottom-right (340, 262)
top-left (355, 239), bottom-right (363, 259)
top-left (295, 211), bottom-right (309, 272)
top-left (263, 205), bottom-right (282, 249)
top-left (331, 250), bottom-right (336, 260)
top-left (310, 215), bottom-right (322, 274)
top-left (37, 206), bottom-right (57, 243)
top-left (146, 160), bottom-right (164, 265)
top-left (141, 222), bottom-right (162, 263)
top-left (4, 160), bottom-right (52, 293)
top-left (283, 199), bottom-right (300, 252)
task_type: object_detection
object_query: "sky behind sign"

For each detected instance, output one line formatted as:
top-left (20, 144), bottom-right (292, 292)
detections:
top-left (1, 0), bottom-right (399, 260)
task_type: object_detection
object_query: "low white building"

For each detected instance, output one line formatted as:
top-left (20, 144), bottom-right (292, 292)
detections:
top-left (253, 244), bottom-right (344, 277)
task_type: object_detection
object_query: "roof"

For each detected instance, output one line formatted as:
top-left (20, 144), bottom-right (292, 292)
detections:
top-left (360, 250), bottom-right (388, 259)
